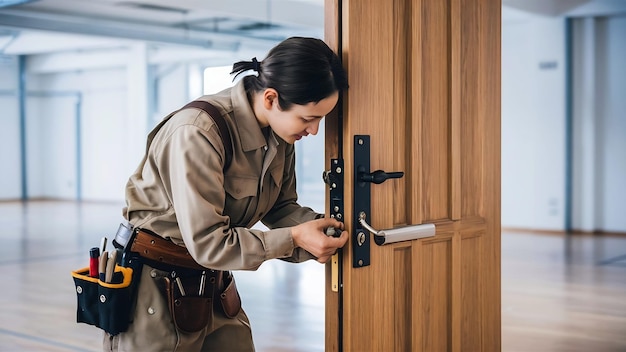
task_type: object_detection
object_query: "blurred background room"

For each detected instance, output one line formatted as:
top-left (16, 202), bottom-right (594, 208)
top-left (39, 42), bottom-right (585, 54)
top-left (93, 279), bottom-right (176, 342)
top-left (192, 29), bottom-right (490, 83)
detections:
top-left (0, 0), bottom-right (624, 351)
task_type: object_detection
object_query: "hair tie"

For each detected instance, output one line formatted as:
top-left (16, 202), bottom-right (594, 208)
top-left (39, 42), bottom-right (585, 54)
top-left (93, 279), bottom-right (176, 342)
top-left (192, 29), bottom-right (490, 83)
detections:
top-left (251, 57), bottom-right (261, 72)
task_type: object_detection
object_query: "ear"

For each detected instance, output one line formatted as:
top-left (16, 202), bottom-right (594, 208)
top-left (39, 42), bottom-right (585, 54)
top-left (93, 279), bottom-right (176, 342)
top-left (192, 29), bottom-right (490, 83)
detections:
top-left (262, 88), bottom-right (279, 110)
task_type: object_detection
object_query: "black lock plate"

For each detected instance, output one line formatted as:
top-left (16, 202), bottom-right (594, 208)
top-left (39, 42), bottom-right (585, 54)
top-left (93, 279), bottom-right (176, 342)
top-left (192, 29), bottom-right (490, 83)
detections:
top-left (327, 159), bottom-right (344, 226)
top-left (353, 135), bottom-right (371, 267)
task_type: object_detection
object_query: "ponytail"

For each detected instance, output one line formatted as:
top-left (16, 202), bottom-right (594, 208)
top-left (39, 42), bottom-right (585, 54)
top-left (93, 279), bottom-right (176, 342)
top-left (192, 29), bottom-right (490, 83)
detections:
top-left (230, 57), bottom-right (261, 80)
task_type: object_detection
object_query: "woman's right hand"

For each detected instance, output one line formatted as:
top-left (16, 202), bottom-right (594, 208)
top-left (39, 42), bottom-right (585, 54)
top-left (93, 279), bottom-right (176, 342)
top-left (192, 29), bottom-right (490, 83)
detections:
top-left (291, 217), bottom-right (349, 263)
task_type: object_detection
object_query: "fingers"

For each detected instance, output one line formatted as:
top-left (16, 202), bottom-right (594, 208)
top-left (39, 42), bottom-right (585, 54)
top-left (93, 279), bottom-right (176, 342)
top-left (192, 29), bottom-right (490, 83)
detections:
top-left (336, 229), bottom-right (349, 245)
top-left (317, 230), bottom-right (348, 262)
top-left (316, 247), bottom-right (338, 263)
top-left (326, 229), bottom-right (348, 246)
top-left (315, 216), bottom-right (344, 230)
top-left (291, 217), bottom-right (349, 263)
top-left (316, 236), bottom-right (346, 263)
top-left (317, 220), bottom-right (348, 252)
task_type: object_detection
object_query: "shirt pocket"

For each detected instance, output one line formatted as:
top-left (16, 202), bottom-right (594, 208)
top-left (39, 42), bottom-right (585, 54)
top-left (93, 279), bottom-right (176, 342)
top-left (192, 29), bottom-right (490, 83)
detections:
top-left (223, 174), bottom-right (258, 226)
top-left (269, 165), bottom-right (283, 188)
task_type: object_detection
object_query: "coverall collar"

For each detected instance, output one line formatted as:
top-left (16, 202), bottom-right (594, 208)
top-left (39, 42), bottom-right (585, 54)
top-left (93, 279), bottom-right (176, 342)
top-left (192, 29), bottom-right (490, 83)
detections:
top-left (231, 79), bottom-right (272, 152)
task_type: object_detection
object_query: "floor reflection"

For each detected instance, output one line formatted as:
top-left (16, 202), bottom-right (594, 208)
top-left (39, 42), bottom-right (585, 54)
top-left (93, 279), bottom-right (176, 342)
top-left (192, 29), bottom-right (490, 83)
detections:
top-left (502, 230), bottom-right (626, 351)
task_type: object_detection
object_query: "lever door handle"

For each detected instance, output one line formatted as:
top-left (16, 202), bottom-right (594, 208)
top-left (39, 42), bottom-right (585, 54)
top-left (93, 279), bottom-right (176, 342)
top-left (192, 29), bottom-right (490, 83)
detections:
top-left (358, 169), bottom-right (404, 184)
top-left (358, 213), bottom-right (435, 245)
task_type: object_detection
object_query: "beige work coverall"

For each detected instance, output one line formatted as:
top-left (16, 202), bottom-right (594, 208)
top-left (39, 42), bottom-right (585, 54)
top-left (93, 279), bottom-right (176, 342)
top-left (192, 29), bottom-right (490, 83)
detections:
top-left (106, 79), bottom-right (320, 351)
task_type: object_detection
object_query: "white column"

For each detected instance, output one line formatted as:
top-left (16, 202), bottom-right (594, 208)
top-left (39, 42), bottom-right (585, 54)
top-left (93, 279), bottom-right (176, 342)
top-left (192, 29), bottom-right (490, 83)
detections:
top-left (571, 18), bottom-right (601, 232)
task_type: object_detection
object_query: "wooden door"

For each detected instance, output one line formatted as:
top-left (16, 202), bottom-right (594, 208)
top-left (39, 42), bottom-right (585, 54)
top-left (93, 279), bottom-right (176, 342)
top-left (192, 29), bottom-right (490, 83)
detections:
top-left (324, 0), bottom-right (501, 351)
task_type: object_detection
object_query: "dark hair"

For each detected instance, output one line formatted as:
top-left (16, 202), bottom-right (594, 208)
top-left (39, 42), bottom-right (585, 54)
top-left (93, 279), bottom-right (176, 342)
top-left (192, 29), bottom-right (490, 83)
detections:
top-left (231, 37), bottom-right (348, 110)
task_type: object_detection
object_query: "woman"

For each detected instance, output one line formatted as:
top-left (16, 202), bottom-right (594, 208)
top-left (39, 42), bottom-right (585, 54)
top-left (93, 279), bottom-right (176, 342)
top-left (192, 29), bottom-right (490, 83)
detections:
top-left (107, 37), bottom-right (349, 351)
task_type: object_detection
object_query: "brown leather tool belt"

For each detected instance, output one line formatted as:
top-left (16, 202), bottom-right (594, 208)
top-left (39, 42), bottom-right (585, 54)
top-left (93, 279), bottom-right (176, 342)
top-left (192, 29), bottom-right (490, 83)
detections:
top-left (129, 228), bottom-right (208, 271)
top-left (113, 225), bottom-right (241, 330)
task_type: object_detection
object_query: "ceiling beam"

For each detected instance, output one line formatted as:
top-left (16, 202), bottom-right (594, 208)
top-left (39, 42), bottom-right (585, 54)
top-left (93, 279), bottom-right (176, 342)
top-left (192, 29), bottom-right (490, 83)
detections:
top-left (0, 8), bottom-right (278, 50)
top-left (24, 44), bottom-right (273, 73)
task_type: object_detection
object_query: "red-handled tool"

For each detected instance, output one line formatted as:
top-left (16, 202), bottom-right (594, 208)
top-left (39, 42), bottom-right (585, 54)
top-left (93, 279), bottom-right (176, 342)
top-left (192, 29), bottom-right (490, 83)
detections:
top-left (89, 247), bottom-right (100, 278)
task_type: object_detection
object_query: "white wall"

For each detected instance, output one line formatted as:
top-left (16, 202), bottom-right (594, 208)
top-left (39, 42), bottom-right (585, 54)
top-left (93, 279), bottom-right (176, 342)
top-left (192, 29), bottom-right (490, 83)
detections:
top-left (502, 16), bottom-right (567, 231)
top-left (0, 42), bottom-right (273, 203)
top-left (0, 51), bottom-right (195, 203)
top-left (25, 94), bottom-right (78, 199)
top-left (502, 12), bottom-right (626, 233)
top-left (154, 63), bottom-right (193, 127)
top-left (25, 68), bottom-right (129, 201)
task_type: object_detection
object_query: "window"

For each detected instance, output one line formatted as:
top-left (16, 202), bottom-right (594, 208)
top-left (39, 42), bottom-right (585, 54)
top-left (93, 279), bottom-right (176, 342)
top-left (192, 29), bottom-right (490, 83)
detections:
top-left (203, 65), bottom-right (234, 94)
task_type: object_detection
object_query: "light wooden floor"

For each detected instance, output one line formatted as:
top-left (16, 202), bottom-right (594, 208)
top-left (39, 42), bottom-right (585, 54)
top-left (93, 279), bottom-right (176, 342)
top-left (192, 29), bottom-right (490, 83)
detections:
top-left (0, 201), bottom-right (624, 351)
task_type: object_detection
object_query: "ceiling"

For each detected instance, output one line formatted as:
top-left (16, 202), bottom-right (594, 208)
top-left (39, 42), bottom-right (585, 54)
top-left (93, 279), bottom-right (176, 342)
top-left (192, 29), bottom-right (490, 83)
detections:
top-left (504, 0), bottom-right (626, 17)
top-left (0, 0), bottom-right (325, 64)
top-left (1, 0), bottom-right (625, 65)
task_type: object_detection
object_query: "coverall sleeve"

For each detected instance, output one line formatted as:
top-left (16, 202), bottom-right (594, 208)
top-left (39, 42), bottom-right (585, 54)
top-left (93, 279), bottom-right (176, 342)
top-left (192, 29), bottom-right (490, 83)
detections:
top-left (262, 144), bottom-right (322, 262)
top-left (155, 122), bottom-right (298, 271)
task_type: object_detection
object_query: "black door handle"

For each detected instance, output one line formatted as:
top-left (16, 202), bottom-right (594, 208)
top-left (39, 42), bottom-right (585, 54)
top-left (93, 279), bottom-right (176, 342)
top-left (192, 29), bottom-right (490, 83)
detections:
top-left (358, 169), bottom-right (404, 184)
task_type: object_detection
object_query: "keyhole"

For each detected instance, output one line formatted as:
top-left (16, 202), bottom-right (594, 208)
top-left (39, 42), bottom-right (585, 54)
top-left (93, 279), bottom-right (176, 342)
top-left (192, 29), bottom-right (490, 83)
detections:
top-left (357, 232), bottom-right (366, 246)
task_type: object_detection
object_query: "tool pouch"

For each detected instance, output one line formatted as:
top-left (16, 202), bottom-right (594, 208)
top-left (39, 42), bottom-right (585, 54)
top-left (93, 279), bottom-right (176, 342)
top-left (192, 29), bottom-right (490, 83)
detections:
top-left (71, 264), bottom-right (136, 335)
top-left (220, 273), bottom-right (241, 318)
top-left (164, 276), bottom-right (212, 333)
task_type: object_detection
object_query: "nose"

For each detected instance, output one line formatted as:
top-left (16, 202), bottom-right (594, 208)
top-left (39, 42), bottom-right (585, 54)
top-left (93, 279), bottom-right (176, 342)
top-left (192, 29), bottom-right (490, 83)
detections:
top-left (306, 120), bottom-right (321, 136)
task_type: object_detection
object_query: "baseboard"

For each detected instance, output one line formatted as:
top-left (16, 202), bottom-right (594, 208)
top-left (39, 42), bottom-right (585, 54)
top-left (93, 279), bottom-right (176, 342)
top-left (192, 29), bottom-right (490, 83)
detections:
top-left (502, 227), bottom-right (626, 237)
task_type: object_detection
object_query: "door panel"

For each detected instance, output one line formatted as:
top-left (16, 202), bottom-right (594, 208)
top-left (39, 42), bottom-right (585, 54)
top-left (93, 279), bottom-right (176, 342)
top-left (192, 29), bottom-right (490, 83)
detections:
top-left (325, 0), bottom-right (501, 351)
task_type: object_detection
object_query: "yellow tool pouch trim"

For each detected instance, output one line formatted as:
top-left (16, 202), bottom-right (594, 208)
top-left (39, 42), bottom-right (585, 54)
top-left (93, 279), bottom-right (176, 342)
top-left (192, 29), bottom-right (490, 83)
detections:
top-left (71, 265), bottom-right (138, 335)
top-left (71, 266), bottom-right (133, 288)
